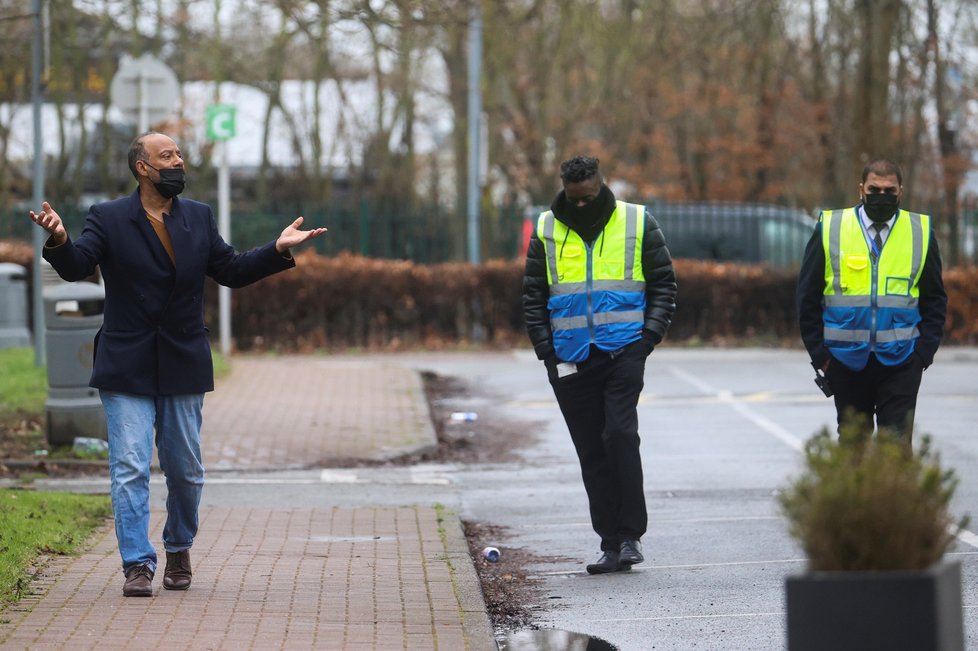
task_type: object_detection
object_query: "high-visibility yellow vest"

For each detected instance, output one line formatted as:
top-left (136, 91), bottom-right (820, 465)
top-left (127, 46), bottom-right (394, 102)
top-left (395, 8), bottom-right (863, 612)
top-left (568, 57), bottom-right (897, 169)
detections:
top-left (821, 207), bottom-right (929, 370)
top-left (537, 201), bottom-right (646, 362)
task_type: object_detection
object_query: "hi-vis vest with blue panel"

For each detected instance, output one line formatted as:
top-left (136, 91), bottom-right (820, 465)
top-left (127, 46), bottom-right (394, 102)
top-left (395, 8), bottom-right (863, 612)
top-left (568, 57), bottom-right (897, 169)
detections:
top-left (537, 201), bottom-right (646, 363)
top-left (821, 207), bottom-right (929, 371)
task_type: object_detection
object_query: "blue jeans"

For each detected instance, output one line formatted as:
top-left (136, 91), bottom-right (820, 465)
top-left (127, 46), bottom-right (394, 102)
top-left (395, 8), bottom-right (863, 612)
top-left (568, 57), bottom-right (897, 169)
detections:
top-left (100, 391), bottom-right (205, 574)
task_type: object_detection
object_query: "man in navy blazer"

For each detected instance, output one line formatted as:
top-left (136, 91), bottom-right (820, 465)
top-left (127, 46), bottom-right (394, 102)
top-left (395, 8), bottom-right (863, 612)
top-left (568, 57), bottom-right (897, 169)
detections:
top-left (29, 132), bottom-right (326, 597)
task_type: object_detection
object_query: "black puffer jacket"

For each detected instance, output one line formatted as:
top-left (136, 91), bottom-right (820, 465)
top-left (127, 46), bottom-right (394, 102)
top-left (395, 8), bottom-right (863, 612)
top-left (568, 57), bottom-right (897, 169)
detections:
top-left (521, 195), bottom-right (678, 362)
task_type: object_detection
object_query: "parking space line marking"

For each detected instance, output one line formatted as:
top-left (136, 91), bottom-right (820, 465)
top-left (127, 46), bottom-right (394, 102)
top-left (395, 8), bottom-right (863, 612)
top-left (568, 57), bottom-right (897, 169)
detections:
top-left (669, 367), bottom-right (804, 451)
top-left (591, 605), bottom-right (978, 623)
top-left (535, 558), bottom-right (807, 576)
top-left (953, 527), bottom-right (978, 549)
top-left (591, 611), bottom-right (786, 623)
top-left (667, 365), bottom-right (978, 550)
top-left (603, 605), bottom-right (978, 624)
top-left (524, 516), bottom-right (782, 529)
top-left (538, 551), bottom-right (978, 577)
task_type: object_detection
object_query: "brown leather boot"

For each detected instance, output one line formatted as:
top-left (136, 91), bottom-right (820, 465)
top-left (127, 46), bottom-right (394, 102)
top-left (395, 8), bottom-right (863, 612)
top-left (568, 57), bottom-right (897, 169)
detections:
top-left (123, 564), bottom-right (154, 597)
top-left (163, 550), bottom-right (192, 590)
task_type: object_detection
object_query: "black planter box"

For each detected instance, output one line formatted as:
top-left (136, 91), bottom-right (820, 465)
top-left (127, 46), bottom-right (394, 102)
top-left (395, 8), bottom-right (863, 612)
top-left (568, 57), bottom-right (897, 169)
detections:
top-left (786, 560), bottom-right (964, 651)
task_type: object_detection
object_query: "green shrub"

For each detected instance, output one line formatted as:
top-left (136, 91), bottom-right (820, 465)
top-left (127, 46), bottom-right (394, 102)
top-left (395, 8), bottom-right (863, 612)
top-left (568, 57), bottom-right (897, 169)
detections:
top-left (779, 428), bottom-right (969, 572)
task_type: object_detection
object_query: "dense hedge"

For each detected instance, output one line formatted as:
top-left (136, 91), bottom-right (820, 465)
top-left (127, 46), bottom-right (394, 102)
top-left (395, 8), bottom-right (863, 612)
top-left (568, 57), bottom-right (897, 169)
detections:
top-left (3, 239), bottom-right (977, 351)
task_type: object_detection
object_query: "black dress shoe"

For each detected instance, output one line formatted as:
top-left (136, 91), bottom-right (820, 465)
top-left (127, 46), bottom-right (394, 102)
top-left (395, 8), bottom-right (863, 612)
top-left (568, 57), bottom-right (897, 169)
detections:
top-left (619, 539), bottom-right (644, 566)
top-left (163, 550), bottom-right (192, 590)
top-left (586, 551), bottom-right (624, 575)
top-left (123, 564), bottom-right (154, 597)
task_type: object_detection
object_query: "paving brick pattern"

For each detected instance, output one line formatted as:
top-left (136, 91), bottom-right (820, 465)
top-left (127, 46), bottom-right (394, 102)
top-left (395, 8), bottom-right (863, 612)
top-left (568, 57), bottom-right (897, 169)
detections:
top-left (0, 357), bottom-right (494, 651)
top-left (201, 357), bottom-right (437, 470)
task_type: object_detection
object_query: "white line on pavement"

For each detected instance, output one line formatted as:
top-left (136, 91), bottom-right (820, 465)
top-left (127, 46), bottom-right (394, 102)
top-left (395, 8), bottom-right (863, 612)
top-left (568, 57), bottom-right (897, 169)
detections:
top-left (320, 469), bottom-right (360, 483)
top-left (535, 558), bottom-right (807, 577)
top-left (538, 551), bottom-right (978, 578)
top-left (668, 365), bottom-right (978, 549)
top-left (668, 367), bottom-right (804, 452)
top-left (591, 603), bottom-right (978, 623)
top-left (953, 527), bottom-right (978, 549)
top-left (524, 516), bottom-right (782, 529)
top-left (590, 611), bottom-right (786, 623)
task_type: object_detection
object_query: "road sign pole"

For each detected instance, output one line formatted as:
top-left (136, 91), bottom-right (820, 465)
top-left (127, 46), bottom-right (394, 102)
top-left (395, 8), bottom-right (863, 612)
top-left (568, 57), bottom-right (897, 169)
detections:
top-left (138, 68), bottom-right (148, 134)
top-left (204, 103), bottom-right (236, 356)
top-left (218, 141), bottom-right (231, 356)
top-left (31, 0), bottom-right (45, 366)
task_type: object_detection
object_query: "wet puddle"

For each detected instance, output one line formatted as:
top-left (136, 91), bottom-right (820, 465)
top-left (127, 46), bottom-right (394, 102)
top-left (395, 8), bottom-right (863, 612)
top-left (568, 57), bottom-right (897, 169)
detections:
top-left (497, 629), bottom-right (618, 650)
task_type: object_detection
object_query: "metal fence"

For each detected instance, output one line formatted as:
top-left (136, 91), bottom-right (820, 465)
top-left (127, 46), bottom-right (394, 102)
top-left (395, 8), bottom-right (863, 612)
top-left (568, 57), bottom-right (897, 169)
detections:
top-left (4, 200), bottom-right (976, 268)
top-left (1, 202), bottom-right (528, 263)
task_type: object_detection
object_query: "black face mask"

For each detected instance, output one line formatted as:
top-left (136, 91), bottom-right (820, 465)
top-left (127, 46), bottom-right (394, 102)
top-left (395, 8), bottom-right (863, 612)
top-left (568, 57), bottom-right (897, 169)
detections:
top-left (862, 192), bottom-right (899, 223)
top-left (563, 185), bottom-right (610, 230)
top-left (145, 163), bottom-right (186, 199)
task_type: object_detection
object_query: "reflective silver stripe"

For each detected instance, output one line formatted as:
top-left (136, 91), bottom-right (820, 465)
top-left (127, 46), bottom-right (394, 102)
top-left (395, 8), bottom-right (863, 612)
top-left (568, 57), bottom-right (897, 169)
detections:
top-left (877, 295), bottom-right (918, 309)
top-left (552, 315), bottom-right (589, 330)
top-left (824, 295), bottom-right (871, 308)
top-left (542, 212), bottom-right (560, 284)
top-left (824, 327), bottom-right (870, 342)
top-left (549, 281), bottom-right (588, 296)
top-left (593, 279), bottom-right (645, 292)
top-left (907, 211), bottom-right (923, 282)
top-left (827, 210), bottom-right (844, 295)
top-left (554, 310), bottom-right (644, 330)
top-left (593, 310), bottom-right (643, 325)
top-left (624, 204), bottom-right (637, 279)
top-left (876, 327), bottom-right (919, 343)
top-left (550, 279), bottom-right (645, 296)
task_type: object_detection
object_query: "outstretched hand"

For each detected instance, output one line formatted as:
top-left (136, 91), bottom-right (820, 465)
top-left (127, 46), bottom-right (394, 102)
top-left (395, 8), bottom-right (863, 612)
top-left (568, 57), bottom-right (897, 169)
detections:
top-left (275, 216), bottom-right (328, 254)
top-left (28, 201), bottom-right (68, 246)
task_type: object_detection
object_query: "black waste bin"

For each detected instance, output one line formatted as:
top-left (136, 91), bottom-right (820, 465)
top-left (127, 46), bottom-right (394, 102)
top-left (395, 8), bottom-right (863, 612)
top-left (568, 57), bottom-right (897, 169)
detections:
top-left (0, 263), bottom-right (31, 349)
top-left (43, 282), bottom-right (107, 445)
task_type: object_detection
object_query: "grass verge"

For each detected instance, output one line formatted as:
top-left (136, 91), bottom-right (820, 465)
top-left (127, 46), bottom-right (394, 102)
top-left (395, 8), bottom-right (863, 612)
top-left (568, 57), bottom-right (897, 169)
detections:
top-left (0, 348), bottom-right (47, 424)
top-left (0, 348), bottom-right (230, 464)
top-left (0, 488), bottom-right (112, 608)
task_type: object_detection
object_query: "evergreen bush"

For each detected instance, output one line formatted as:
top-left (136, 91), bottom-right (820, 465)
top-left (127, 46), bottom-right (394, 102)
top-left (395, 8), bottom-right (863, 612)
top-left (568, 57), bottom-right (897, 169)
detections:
top-left (779, 428), bottom-right (969, 572)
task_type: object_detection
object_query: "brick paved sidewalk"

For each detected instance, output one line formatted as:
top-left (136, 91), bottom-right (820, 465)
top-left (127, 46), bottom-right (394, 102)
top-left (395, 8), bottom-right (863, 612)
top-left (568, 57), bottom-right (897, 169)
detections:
top-left (0, 356), bottom-right (496, 651)
top-left (200, 356), bottom-right (438, 470)
top-left (0, 506), bottom-right (493, 651)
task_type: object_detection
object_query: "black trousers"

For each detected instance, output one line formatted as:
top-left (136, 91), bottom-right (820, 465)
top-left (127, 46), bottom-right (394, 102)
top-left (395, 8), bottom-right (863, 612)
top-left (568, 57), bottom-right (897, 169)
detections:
top-left (826, 352), bottom-right (925, 444)
top-left (549, 341), bottom-right (649, 552)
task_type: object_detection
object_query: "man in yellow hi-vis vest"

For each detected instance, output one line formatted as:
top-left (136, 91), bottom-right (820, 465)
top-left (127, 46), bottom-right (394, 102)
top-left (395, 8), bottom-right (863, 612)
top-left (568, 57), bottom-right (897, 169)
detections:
top-left (797, 159), bottom-right (947, 445)
top-left (523, 156), bottom-right (677, 574)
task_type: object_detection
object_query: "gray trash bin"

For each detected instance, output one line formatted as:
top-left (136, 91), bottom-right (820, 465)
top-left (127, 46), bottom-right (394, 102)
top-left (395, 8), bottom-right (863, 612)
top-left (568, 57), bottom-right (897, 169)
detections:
top-left (44, 282), bottom-right (107, 445)
top-left (0, 263), bottom-right (32, 349)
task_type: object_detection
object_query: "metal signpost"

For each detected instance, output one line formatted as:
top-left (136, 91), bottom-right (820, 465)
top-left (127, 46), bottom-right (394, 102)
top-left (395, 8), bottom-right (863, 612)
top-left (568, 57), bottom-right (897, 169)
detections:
top-left (31, 0), bottom-right (45, 366)
top-left (207, 104), bottom-right (236, 356)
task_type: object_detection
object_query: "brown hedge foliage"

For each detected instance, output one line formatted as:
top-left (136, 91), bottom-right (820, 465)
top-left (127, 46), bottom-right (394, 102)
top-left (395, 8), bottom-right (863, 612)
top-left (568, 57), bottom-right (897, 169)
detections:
top-left (5, 239), bottom-right (977, 351)
top-left (0, 240), bottom-right (33, 268)
top-left (943, 266), bottom-right (978, 345)
top-left (218, 251), bottom-right (527, 352)
top-left (215, 253), bottom-right (803, 351)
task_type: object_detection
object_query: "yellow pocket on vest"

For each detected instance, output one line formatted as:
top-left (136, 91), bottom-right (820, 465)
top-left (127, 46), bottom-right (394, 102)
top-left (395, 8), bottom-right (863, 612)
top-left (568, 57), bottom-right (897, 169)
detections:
top-left (885, 276), bottom-right (911, 295)
top-left (844, 254), bottom-right (869, 270)
top-left (561, 244), bottom-right (583, 258)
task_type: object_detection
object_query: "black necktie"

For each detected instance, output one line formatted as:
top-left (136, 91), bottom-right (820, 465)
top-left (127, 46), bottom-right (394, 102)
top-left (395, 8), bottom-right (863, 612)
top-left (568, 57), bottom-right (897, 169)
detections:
top-left (871, 223), bottom-right (884, 259)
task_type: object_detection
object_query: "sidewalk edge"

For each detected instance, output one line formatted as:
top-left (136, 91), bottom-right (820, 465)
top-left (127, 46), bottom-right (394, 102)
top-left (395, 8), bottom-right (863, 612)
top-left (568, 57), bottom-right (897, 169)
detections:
top-left (441, 512), bottom-right (498, 651)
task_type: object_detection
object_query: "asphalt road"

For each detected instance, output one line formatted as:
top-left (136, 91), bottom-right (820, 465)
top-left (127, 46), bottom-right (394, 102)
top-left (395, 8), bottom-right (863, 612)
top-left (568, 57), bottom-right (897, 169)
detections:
top-left (391, 347), bottom-right (978, 651)
top-left (27, 347), bottom-right (978, 650)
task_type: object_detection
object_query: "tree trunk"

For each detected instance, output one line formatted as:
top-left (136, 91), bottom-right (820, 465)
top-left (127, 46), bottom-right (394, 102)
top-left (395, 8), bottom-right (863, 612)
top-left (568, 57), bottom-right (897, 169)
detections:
top-left (852, 0), bottom-right (903, 170)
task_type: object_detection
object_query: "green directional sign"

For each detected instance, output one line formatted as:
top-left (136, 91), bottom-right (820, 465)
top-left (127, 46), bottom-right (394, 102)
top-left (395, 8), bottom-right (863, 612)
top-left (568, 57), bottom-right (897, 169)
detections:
top-left (206, 104), bottom-right (236, 141)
